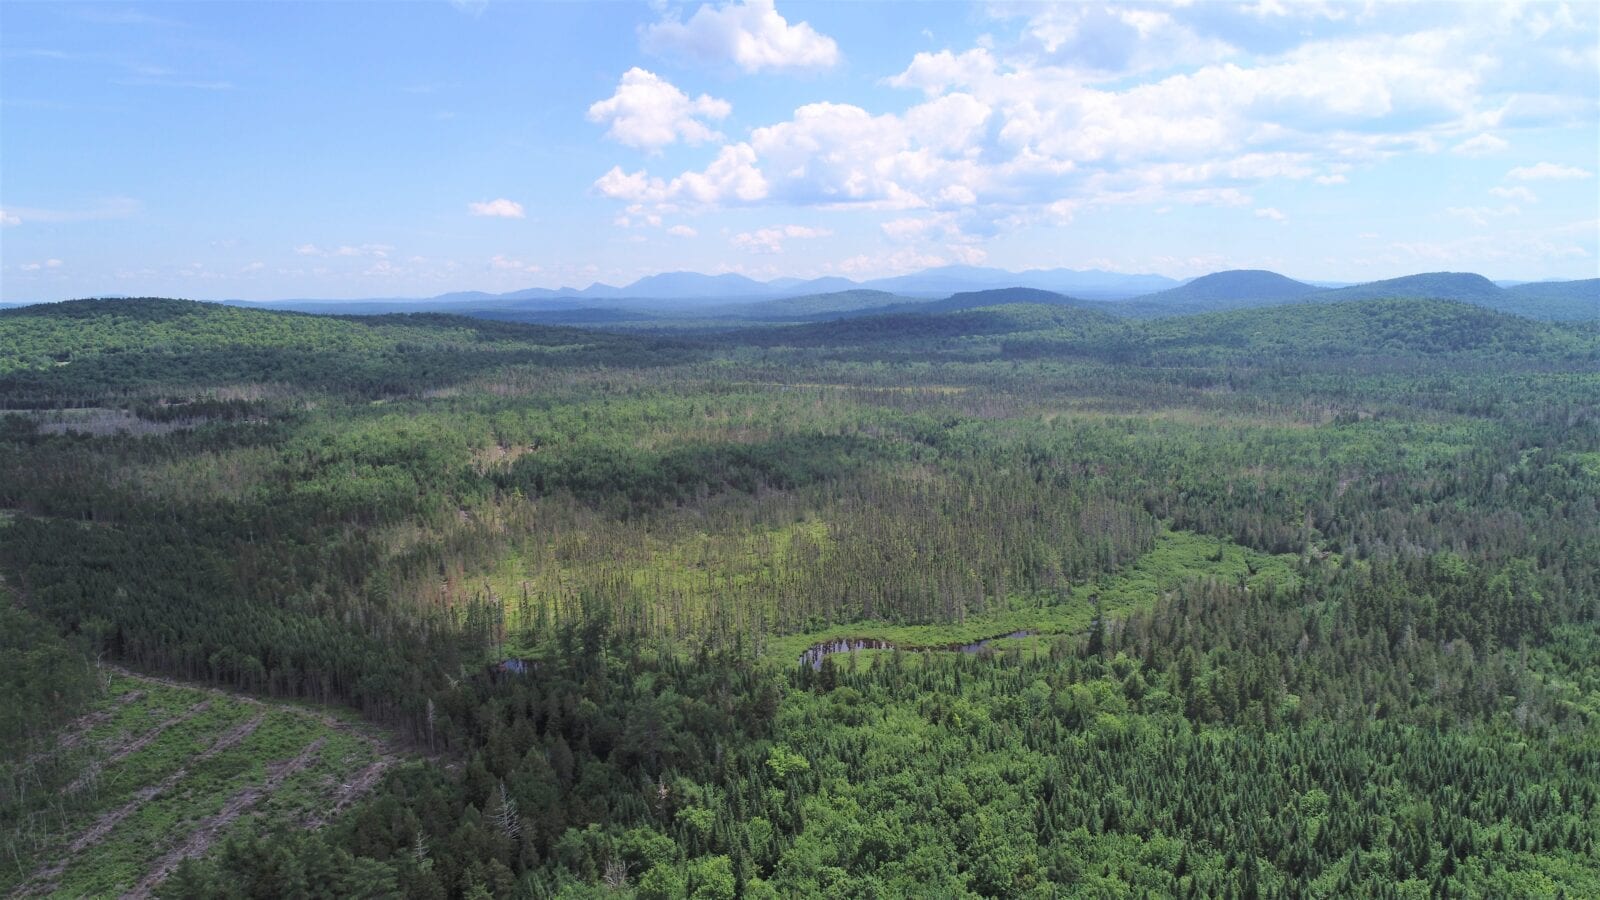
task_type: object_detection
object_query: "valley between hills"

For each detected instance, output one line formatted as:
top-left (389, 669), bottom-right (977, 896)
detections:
top-left (3, 281), bottom-right (1598, 897)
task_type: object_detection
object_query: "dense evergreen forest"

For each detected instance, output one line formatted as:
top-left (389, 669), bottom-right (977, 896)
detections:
top-left (2, 294), bottom-right (1597, 897)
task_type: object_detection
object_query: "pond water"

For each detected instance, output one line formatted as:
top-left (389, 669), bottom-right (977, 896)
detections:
top-left (800, 630), bottom-right (1038, 670)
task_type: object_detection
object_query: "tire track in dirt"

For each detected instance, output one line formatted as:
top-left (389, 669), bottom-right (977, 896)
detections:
top-left (12, 713), bottom-right (265, 898)
top-left (65, 700), bottom-right (212, 795)
top-left (120, 737), bottom-right (330, 900)
top-left (103, 665), bottom-right (408, 821)
top-left (19, 689), bottom-right (146, 769)
top-left (301, 754), bottom-right (400, 830)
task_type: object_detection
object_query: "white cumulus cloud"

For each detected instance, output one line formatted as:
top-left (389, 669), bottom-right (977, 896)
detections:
top-left (643, 0), bottom-right (839, 73)
top-left (732, 223), bottom-right (832, 254)
top-left (1446, 205), bottom-right (1521, 226)
top-left (945, 243), bottom-right (988, 265)
top-left (1452, 133), bottom-right (1508, 156)
top-left (596, 142), bottom-right (768, 206)
top-left (611, 20), bottom-right (1505, 228)
top-left (1507, 162), bottom-right (1593, 181)
top-left (1490, 185), bottom-right (1537, 203)
top-left (489, 254), bottom-right (540, 272)
top-left (588, 68), bottom-right (731, 150)
top-left (886, 48), bottom-right (997, 97)
top-left (0, 198), bottom-right (138, 225)
top-left (294, 243), bottom-right (392, 259)
top-left (836, 246), bottom-right (951, 276)
top-left (592, 2), bottom-right (1599, 274)
top-left (881, 216), bottom-right (939, 241)
top-left (1010, 4), bottom-right (1236, 78)
top-left (469, 198), bottom-right (525, 218)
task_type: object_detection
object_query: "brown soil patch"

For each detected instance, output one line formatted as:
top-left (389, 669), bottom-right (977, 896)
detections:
top-left (14, 715), bottom-right (264, 896)
top-left (66, 701), bottom-right (212, 794)
top-left (121, 738), bottom-right (330, 899)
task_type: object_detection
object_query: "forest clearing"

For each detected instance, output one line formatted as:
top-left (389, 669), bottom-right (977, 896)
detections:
top-left (2, 665), bottom-right (400, 898)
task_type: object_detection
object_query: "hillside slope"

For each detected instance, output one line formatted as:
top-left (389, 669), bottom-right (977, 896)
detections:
top-left (1133, 297), bottom-right (1591, 359)
top-left (823, 287), bottom-right (1119, 321)
top-left (1500, 279), bottom-right (1599, 321)
top-left (1308, 272), bottom-right (1599, 321)
top-left (3, 666), bottom-right (396, 898)
top-left (1126, 269), bottom-right (1319, 313)
top-left (1312, 272), bottom-right (1504, 304)
top-left (722, 289), bottom-right (918, 319)
top-left (732, 301), bottom-right (1124, 347)
top-left (0, 298), bottom-right (695, 401)
top-left (1105, 271), bottom-right (1597, 322)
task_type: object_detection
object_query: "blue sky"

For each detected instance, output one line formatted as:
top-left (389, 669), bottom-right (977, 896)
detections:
top-left (2, 0), bottom-right (1597, 301)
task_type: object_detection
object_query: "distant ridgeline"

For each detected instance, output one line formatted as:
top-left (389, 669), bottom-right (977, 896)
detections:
top-left (1, 292), bottom-right (1597, 897)
top-left (0, 297), bottom-right (700, 406)
top-left (215, 268), bottom-right (1599, 328)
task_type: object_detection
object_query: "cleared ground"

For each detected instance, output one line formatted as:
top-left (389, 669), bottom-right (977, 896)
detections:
top-left (3, 667), bottom-right (399, 898)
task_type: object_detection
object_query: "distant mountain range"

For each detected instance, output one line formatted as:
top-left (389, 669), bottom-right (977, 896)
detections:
top-left (428, 265), bottom-right (1184, 304)
top-left (851, 266), bottom-right (1179, 299)
top-left (796, 270), bottom-right (1597, 323)
top-left (217, 267), bottom-right (1597, 323)
top-left (1161, 271), bottom-right (1596, 321)
top-left (225, 265), bottom-right (1181, 311)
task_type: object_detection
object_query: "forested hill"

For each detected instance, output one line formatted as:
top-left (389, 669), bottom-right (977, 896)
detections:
top-left (775, 275), bottom-right (1600, 326)
top-left (7, 297), bottom-right (1588, 373)
top-left (920, 286), bottom-right (1092, 312)
top-left (792, 287), bottom-right (1121, 322)
top-left (1312, 272), bottom-right (1504, 304)
top-left (1125, 297), bottom-right (1596, 360)
top-left (4, 290), bottom-right (1599, 896)
top-left (730, 295), bottom-right (1595, 368)
top-left (1502, 278), bottom-right (1600, 320)
top-left (725, 289), bottom-right (916, 319)
top-left (1127, 269), bottom-right (1319, 312)
top-left (882, 272), bottom-right (1599, 323)
top-left (0, 297), bottom-right (697, 404)
top-left (1105, 271), bottom-right (1597, 321)
top-left (1283, 272), bottom-right (1593, 322)
top-left (727, 301), bottom-right (1123, 347)
top-left (202, 269), bottom-right (1595, 331)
